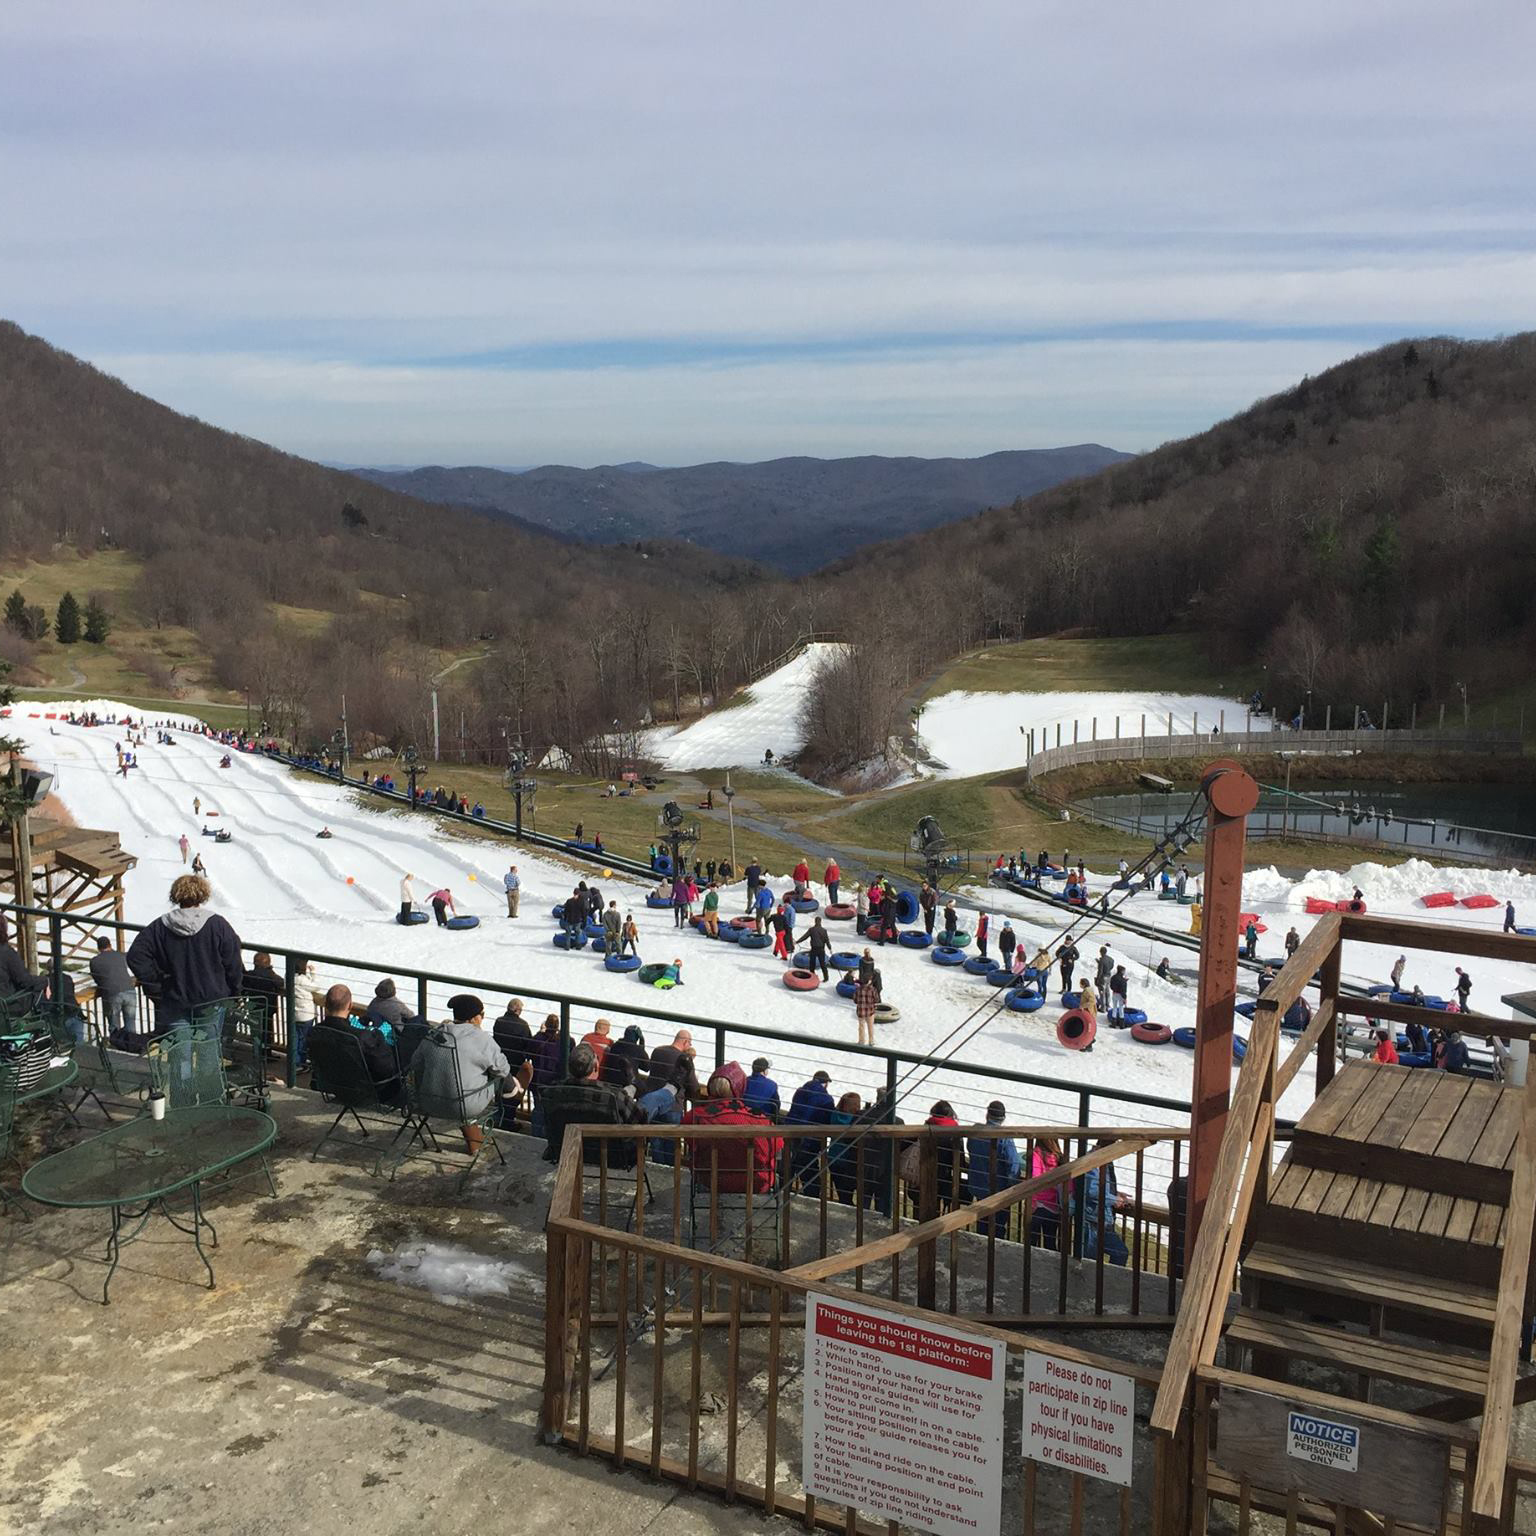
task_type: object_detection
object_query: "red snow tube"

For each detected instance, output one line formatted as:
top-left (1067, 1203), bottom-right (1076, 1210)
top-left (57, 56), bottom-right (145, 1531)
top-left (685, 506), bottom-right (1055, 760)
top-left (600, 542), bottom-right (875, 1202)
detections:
top-left (1056, 1008), bottom-right (1096, 1051)
top-left (783, 968), bottom-right (821, 991)
top-left (1303, 897), bottom-right (1335, 915)
top-left (824, 903), bottom-right (855, 920)
top-left (1335, 899), bottom-right (1367, 914)
top-left (1461, 894), bottom-right (1499, 910)
top-left (728, 916), bottom-right (756, 930)
top-left (1131, 1021), bottom-right (1173, 1045)
top-left (1421, 892), bottom-right (1457, 909)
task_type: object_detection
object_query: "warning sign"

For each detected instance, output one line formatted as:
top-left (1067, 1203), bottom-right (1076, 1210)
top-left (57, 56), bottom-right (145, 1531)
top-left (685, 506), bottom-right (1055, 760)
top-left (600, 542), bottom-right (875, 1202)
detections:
top-left (1022, 1351), bottom-right (1135, 1488)
top-left (803, 1298), bottom-right (1005, 1536)
top-left (1287, 1411), bottom-right (1359, 1473)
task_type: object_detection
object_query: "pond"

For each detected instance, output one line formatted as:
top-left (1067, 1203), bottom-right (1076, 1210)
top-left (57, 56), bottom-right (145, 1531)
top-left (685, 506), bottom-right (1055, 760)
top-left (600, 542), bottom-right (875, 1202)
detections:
top-left (1073, 779), bottom-right (1536, 863)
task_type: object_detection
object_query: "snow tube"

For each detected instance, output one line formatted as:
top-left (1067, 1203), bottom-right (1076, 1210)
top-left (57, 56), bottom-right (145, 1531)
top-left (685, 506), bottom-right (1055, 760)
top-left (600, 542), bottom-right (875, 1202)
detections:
top-left (1391, 990), bottom-right (1447, 1009)
top-left (1366, 984), bottom-right (1396, 997)
top-left (931, 946), bottom-right (966, 967)
top-left (792, 952), bottom-right (811, 968)
top-left (1518, 928), bottom-right (1536, 938)
top-left (1304, 897), bottom-right (1336, 916)
top-left (824, 903), bottom-right (855, 920)
top-left (396, 911), bottom-right (429, 925)
top-left (1235, 1001), bottom-right (1256, 1018)
top-left (652, 855), bottom-right (672, 875)
top-left (874, 1003), bottom-right (900, 1024)
top-left (1461, 894), bottom-right (1499, 910)
top-left (1038, 865), bottom-right (1064, 877)
top-left (1006, 990), bottom-right (1045, 1012)
top-left (1131, 1022), bottom-right (1173, 1045)
top-left (985, 968), bottom-right (1015, 987)
top-left (1062, 991), bottom-right (1081, 1009)
top-left (718, 924), bottom-right (743, 944)
top-left (898, 931), bottom-right (932, 949)
top-left (604, 954), bottom-right (641, 973)
top-left (941, 931), bottom-right (972, 948)
top-left (1157, 889), bottom-right (1178, 901)
top-left (1022, 966), bottom-right (1040, 981)
top-left (565, 840), bottom-right (602, 854)
top-left (792, 897), bottom-right (820, 914)
top-left (584, 920), bottom-right (606, 939)
top-left (552, 932), bottom-right (587, 950)
top-left (1336, 899), bottom-right (1367, 915)
top-left (1400, 1052), bottom-right (1433, 1069)
top-left (1176, 894), bottom-right (1197, 905)
top-left (1123, 1008), bottom-right (1148, 1026)
top-left (963, 956), bottom-right (994, 975)
top-left (831, 952), bottom-right (860, 971)
top-left (1421, 892), bottom-right (1456, 909)
top-left (445, 915), bottom-right (480, 931)
top-left (728, 916), bottom-right (756, 930)
top-left (836, 978), bottom-right (858, 999)
top-left (1232, 1038), bottom-right (1248, 1062)
top-left (738, 933), bottom-right (771, 950)
top-left (637, 963), bottom-right (670, 985)
top-left (783, 968), bottom-right (821, 992)
top-left (1238, 913), bottom-right (1262, 929)
top-left (645, 895), bottom-right (674, 909)
top-left (1056, 1009), bottom-right (1096, 1051)
top-left (1172, 1027), bottom-right (1197, 1049)
top-left (551, 905), bottom-right (566, 919)
top-left (893, 890), bottom-right (919, 925)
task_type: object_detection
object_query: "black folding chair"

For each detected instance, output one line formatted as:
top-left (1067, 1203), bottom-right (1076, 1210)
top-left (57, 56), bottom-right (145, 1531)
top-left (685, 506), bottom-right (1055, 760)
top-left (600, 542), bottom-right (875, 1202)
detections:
top-left (307, 1028), bottom-right (406, 1163)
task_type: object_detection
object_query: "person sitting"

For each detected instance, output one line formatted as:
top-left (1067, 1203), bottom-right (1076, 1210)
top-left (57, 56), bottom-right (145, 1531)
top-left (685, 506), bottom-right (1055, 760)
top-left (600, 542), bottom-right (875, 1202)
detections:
top-left (1082, 1140), bottom-right (1131, 1264)
top-left (637, 1056), bottom-right (693, 1164)
top-left (966, 1101), bottom-right (1021, 1235)
top-left (410, 994), bottom-right (510, 1153)
top-left (646, 1029), bottom-right (701, 1101)
top-left (1436, 1030), bottom-right (1470, 1074)
top-left (682, 1072), bottom-right (784, 1194)
top-left (1371, 1023), bottom-right (1399, 1064)
top-left (316, 826), bottom-right (333, 839)
top-left (540, 1041), bottom-right (641, 1166)
top-left (312, 983), bottom-right (400, 1101)
top-left (364, 976), bottom-right (416, 1035)
top-left (240, 950), bottom-right (285, 1029)
top-left (743, 1057), bottom-right (781, 1119)
top-left (580, 1017), bottom-right (614, 1066)
top-left (600, 1024), bottom-right (649, 1093)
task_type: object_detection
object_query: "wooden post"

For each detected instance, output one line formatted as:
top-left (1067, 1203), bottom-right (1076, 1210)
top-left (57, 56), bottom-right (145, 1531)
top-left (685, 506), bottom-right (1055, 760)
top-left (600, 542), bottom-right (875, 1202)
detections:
top-left (1091, 717), bottom-right (1097, 741)
top-left (1325, 704), bottom-right (1331, 732)
top-left (1317, 937), bottom-right (1341, 1094)
top-left (1073, 720), bottom-right (1079, 745)
top-left (1115, 716), bottom-right (1120, 739)
top-left (916, 1138), bottom-right (939, 1310)
top-left (1185, 760), bottom-right (1258, 1271)
top-left (1382, 699), bottom-right (1389, 731)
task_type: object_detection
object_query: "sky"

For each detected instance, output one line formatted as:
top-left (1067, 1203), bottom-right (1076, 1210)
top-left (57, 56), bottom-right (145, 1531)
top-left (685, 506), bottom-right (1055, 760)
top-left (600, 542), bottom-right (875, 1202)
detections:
top-left (3, 1), bottom-right (1534, 467)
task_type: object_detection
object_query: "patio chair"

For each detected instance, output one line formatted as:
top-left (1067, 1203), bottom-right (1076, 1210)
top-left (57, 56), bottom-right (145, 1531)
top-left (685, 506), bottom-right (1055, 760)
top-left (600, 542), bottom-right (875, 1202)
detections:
top-left (307, 1027), bottom-right (406, 1162)
top-left (32, 999), bottom-right (113, 1123)
top-left (0, 1061), bottom-right (31, 1220)
top-left (685, 1135), bottom-right (785, 1265)
top-left (193, 995), bottom-right (271, 1111)
top-left (378, 1027), bottom-right (507, 1190)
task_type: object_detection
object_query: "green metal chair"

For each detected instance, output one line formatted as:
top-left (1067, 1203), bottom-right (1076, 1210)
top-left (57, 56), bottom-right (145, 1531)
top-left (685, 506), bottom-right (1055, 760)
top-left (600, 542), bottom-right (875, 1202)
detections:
top-left (0, 1061), bottom-right (30, 1220)
top-left (198, 995), bottom-right (271, 1111)
top-left (379, 1027), bottom-right (506, 1190)
top-left (31, 999), bottom-right (113, 1123)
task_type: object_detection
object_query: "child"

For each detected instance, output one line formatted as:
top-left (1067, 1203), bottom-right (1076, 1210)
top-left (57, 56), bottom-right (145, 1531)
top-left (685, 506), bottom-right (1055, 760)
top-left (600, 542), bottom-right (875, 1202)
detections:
top-left (621, 913), bottom-right (640, 956)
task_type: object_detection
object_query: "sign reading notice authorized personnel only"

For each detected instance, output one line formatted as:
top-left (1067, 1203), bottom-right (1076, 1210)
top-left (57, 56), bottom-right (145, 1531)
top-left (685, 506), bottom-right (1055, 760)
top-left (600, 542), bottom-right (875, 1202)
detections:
top-left (803, 1297), bottom-right (1005, 1536)
top-left (1022, 1351), bottom-right (1135, 1487)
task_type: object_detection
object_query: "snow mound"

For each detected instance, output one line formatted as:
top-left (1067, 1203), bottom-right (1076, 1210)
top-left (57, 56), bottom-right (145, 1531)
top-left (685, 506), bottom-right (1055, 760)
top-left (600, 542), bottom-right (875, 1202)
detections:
top-left (367, 1241), bottom-right (529, 1306)
top-left (5, 698), bottom-right (205, 730)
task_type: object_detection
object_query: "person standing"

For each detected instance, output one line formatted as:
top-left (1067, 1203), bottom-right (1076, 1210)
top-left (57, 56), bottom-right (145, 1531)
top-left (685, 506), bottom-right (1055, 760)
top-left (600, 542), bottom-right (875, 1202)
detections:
top-left (855, 882), bottom-right (869, 935)
top-left (771, 903), bottom-right (792, 961)
top-left (399, 873), bottom-right (418, 922)
top-left (1454, 967), bottom-right (1473, 1010)
top-left (701, 882), bottom-right (720, 938)
top-left (1284, 926), bottom-right (1300, 959)
top-left (602, 900), bottom-right (623, 956)
top-left (126, 874), bottom-right (243, 1039)
top-left (1057, 940), bottom-right (1079, 998)
top-left (998, 921), bottom-right (1016, 972)
top-left (90, 936), bottom-right (139, 1043)
top-left (744, 857), bottom-right (763, 915)
top-left (791, 856), bottom-right (811, 898)
top-left (1244, 920), bottom-right (1259, 960)
top-left (1032, 945), bottom-right (1052, 998)
top-left (1506, 901), bottom-right (1518, 934)
top-left (1390, 953), bottom-right (1407, 990)
top-left (1109, 965), bottom-right (1128, 1025)
top-left (919, 881), bottom-right (937, 936)
top-left (1372, 1024), bottom-right (1399, 1064)
top-left (975, 912), bottom-right (990, 962)
top-left (1095, 944), bottom-right (1113, 1000)
top-left (941, 901), bottom-right (958, 945)
top-left (621, 912), bottom-right (640, 956)
top-left (806, 917), bottom-right (831, 981)
top-left (854, 975), bottom-right (879, 1047)
top-left (503, 864), bottom-right (521, 918)
top-left (561, 888), bottom-right (585, 946)
top-left (178, 833), bottom-right (190, 865)
top-left (824, 858), bottom-right (841, 907)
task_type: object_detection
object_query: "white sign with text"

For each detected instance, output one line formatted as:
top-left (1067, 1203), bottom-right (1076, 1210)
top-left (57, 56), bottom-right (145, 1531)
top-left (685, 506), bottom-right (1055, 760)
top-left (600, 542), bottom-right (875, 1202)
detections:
top-left (1022, 1351), bottom-right (1135, 1488)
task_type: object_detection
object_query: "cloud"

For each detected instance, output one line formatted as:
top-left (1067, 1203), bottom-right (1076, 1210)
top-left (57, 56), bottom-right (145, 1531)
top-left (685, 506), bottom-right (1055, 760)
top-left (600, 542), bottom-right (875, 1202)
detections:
top-left (3, 0), bottom-right (1532, 461)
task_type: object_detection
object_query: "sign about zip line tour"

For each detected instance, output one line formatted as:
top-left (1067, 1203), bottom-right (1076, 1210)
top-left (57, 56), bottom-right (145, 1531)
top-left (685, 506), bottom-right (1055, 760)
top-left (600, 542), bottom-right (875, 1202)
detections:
top-left (803, 1297), bottom-right (1005, 1536)
top-left (1022, 1351), bottom-right (1135, 1488)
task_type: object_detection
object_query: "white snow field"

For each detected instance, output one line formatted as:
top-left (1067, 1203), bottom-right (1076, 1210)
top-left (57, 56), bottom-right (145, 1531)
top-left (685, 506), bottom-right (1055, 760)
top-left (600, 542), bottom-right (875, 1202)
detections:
top-left (920, 689), bottom-right (1272, 778)
top-left (10, 703), bottom-right (1534, 1188)
top-left (643, 642), bottom-right (846, 771)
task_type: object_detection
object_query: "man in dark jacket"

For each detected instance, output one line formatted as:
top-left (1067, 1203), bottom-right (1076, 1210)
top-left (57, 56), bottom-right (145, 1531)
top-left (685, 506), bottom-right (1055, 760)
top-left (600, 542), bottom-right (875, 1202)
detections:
top-left (646, 1029), bottom-right (701, 1101)
top-left (0, 915), bottom-right (45, 1006)
top-left (743, 1057), bottom-right (781, 1119)
top-left (600, 1024), bottom-right (649, 1092)
top-left (541, 1042), bottom-right (641, 1165)
top-left (744, 860), bottom-right (763, 914)
top-left (312, 983), bottom-right (400, 1099)
top-left (127, 875), bottom-right (243, 1036)
top-left (805, 918), bottom-right (831, 980)
top-left (492, 996), bottom-right (533, 1071)
top-left (561, 890), bottom-right (586, 945)
top-left (365, 977), bottom-right (416, 1033)
top-left (785, 1070), bottom-right (835, 1190)
top-left (241, 950), bottom-right (285, 1031)
top-left (90, 936), bottom-right (139, 1041)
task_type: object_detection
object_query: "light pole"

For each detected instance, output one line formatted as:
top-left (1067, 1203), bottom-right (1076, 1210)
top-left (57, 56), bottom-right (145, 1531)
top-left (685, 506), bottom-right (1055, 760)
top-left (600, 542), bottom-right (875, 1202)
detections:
top-left (404, 743), bottom-right (420, 808)
top-left (722, 773), bottom-right (737, 872)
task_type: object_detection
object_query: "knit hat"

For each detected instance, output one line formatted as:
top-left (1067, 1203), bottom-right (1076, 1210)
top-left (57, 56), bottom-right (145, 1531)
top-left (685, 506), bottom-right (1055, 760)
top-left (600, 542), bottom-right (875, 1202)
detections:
top-left (985, 1101), bottom-right (1006, 1124)
top-left (375, 978), bottom-right (396, 999)
top-left (448, 993), bottom-right (484, 1022)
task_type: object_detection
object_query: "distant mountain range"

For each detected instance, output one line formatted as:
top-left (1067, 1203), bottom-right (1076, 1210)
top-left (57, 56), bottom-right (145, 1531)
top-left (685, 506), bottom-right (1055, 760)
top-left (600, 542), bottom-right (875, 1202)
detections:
top-left (354, 446), bottom-right (1132, 574)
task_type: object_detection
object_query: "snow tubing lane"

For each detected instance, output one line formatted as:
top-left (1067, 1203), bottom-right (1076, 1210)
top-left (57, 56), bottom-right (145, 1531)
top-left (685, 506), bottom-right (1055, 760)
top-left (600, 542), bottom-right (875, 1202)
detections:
top-left (831, 952), bottom-right (860, 971)
top-left (553, 932), bottom-right (587, 949)
top-left (1131, 1022), bottom-right (1173, 1045)
top-left (783, 969), bottom-right (821, 992)
top-left (893, 890), bottom-right (919, 925)
top-left (836, 978), bottom-right (858, 999)
top-left (1172, 1027), bottom-right (1196, 1049)
top-left (645, 895), bottom-right (674, 909)
top-left (823, 903), bottom-right (855, 920)
top-left (444, 916), bottom-right (480, 931)
top-left (1006, 991), bottom-right (1044, 1012)
top-left (396, 911), bottom-right (429, 925)
top-left (1123, 1008), bottom-right (1148, 1026)
top-left (898, 931), bottom-right (932, 949)
top-left (791, 897), bottom-right (820, 913)
top-left (962, 956), bottom-right (994, 975)
top-left (874, 1004), bottom-right (900, 1023)
top-left (738, 933), bottom-right (771, 950)
top-left (604, 954), bottom-right (641, 973)
top-left (985, 968), bottom-right (1014, 987)
top-left (931, 946), bottom-right (966, 966)
top-left (637, 964), bottom-right (669, 985)
top-left (1056, 1009), bottom-right (1095, 1051)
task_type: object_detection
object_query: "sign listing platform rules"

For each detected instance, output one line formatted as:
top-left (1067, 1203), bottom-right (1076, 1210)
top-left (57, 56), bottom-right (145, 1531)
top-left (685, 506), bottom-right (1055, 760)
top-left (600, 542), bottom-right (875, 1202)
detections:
top-left (803, 1297), bottom-right (1006, 1536)
top-left (1021, 1351), bottom-right (1135, 1488)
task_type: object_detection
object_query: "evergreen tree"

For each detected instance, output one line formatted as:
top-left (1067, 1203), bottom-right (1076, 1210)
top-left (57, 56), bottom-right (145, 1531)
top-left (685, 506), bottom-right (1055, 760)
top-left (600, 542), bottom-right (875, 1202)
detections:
top-left (55, 590), bottom-right (81, 644)
top-left (1363, 515), bottom-right (1401, 595)
top-left (83, 597), bottom-right (111, 645)
top-left (0, 656), bottom-right (23, 826)
top-left (3, 589), bottom-right (26, 636)
top-left (23, 605), bottom-right (49, 642)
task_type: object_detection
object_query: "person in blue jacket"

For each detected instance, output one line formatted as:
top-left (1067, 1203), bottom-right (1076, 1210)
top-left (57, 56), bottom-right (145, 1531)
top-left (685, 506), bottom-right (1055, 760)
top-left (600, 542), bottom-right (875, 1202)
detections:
top-left (786, 1070), bottom-right (834, 1189)
top-left (743, 1057), bottom-right (781, 1119)
top-left (966, 1101), bottom-right (1021, 1235)
top-left (754, 881), bottom-right (774, 932)
top-left (1082, 1140), bottom-right (1130, 1264)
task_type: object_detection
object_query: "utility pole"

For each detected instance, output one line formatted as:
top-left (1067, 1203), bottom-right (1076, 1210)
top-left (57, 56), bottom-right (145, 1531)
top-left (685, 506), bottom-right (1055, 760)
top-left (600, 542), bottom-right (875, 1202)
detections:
top-left (404, 744), bottom-right (420, 808)
top-left (722, 772), bottom-right (737, 871)
top-left (340, 694), bottom-right (350, 770)
top-left (431, 689), bottom-right (441, 763)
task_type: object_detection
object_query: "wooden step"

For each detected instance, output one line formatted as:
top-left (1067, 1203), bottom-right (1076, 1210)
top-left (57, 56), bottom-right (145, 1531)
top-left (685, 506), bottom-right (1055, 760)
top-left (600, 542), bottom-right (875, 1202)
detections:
top-left (1225, 1310), bottom-right (1489, 1400)
top-left (1241, 1241), bottom-right (1497, 1330)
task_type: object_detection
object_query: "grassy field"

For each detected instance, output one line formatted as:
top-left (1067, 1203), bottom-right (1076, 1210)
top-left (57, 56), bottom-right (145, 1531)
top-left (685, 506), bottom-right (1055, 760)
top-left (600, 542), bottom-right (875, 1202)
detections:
top-left (922, 633), bottom-right (1246, 700)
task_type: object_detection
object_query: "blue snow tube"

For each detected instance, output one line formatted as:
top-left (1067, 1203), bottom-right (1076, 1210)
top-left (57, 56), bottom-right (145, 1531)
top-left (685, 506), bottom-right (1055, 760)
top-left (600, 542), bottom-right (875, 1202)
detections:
top-left (1062, 991), bottom-right (1081, 1009)
top-left (738, 932), bottom-right (771, 950)
top-left (1172, 1027), bottom-right (1197, 1049)
top-left (551, 905), bottom-right (566, 919)
top-left (963, 956), bottom-right (994, 975)
top-left (1235, 1001), bottom-right (1257, 1018)
top-left (792, 952), bottom-right (811, 969)
top-left (604, 954), bottom-right (641, 973)
top-left (1006, 991), bottom-right (1045, 1012)
top-left (445, 915), bottom-right (480, 931)
top-left (653, 855), bottom-right (672, 875)
top-left (396, 911), bottom-right (429, 925)
top-left (718, 925), bottom-right (743, 944)
top-left (931, 946), bottom-right (965, 966)
top-left (831, 952), bottom-right (860, 971)
top-left (1392, 990), bottom-right (1447, 1009)
top-left (566, 840), bottom-right (601, 854)
top-left (986, 968), bottom-right (1015, 987)
top-left (1123, 1008), bottom-right (1148, 1026)
top-left (1232, 1037), bottom-right (1248, 1062)
top-left (1366, 983), bottom-right (1395, 997)
top-left (553, 932), bottom-right (587, 950)
top-left (1517, 927), bottom-right (1536, 937)
top-left (1400, 1051), bottom-right (1433, 1068)
top-left (1022, 966), bottom-right (1040, 981)
top-left (584, 920), bottom-right (606, 940)
top-left (836, 978), bottom-right (858, 999)
top-left (898, 931), bottom-right (932, 949)
top-left (645, 895), bottom-right (675, 909)
top-left (792, 897), bottom-right (820, 914)
top-left (893, 890), bottom-right (919, 925)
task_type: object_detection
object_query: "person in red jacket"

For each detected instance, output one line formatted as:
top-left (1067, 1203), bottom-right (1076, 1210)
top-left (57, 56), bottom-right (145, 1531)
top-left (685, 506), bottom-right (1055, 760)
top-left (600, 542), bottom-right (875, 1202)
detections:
top-left (1371, 1023), bottom-right (1399, 1065)
top-left (683, 1074), bottom-right (784, 1193)
top-left (791, 857), bottom-right (811, 897)
top-left (976, 912), bottom-right (990, 961)
top-left (824, 859), bottom-right (841, 905)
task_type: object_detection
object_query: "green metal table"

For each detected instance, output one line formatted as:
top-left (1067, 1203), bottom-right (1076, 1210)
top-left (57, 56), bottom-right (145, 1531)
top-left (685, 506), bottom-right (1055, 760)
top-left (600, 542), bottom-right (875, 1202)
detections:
top-left (21, 1104), bottom-right (278, 1303)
